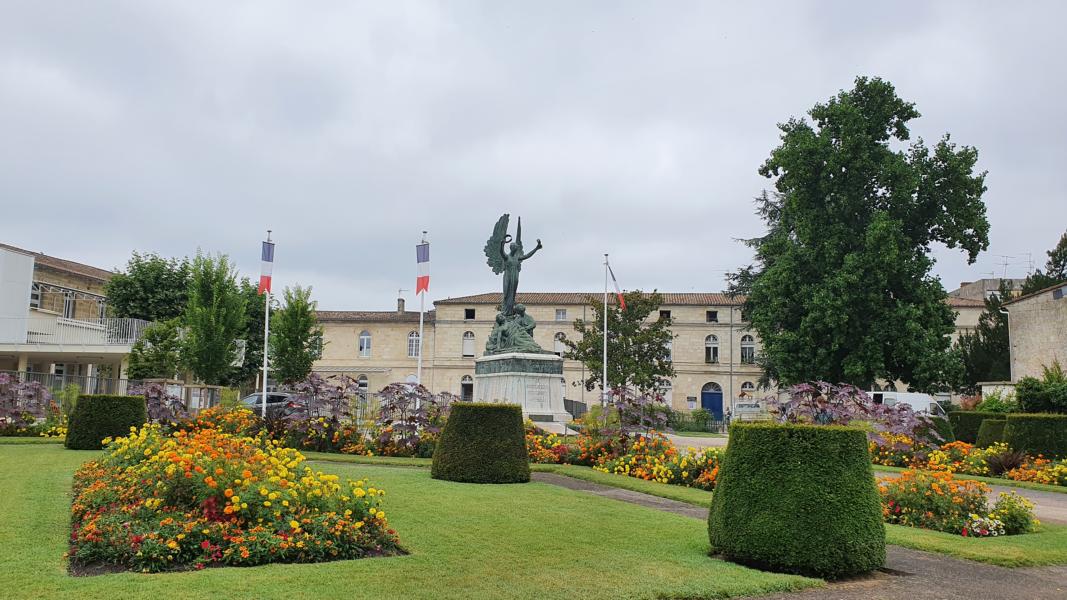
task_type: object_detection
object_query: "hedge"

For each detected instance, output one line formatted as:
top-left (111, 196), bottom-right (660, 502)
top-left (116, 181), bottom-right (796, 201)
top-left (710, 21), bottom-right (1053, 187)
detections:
top-left (431, 403), bottom-right (530, 483)
top-left (1003, 413), bottom-right (1067, 458)
top-left (975, 419), bottom-right (1007, 448)
top-left (65, 395), bottom-right (147, 450)
top-left (948, 411), bottom-right (1000, 444)
top-left (707, 423), bottom-right (884, 579)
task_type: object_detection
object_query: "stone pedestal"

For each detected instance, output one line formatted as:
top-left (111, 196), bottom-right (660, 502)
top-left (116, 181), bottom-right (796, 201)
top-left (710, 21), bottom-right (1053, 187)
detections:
top-left (474, 352), bottom-right (572, 423)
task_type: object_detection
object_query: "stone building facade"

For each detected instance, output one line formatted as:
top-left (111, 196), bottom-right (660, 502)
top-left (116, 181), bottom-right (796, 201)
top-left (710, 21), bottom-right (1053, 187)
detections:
top-left (1004, 283), bottom-right (1067, 381)
top-left (315, 291), bottom-right (986, 416)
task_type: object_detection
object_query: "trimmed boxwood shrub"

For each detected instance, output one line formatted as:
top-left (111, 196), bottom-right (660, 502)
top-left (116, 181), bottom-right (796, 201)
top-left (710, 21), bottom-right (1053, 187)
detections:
top-left (708, 423), bottom-right (884, 579)
top-left (431, 403), bottom-right (530, 483)
top-left (65, 395), bottom-right (147, 450)
top-left (948, 411), bottom-right (1000, 444)
top-left (1003, 413), bottom-right (1067, 458)
top-left (975, 419), bottom-right (1007, 448)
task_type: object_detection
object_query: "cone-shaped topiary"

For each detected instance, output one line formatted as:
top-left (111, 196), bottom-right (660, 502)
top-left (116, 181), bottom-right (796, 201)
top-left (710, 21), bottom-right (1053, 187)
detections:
top-left (708, 422), bottom-right (885, 579)
top-left (431, 403), bottom-right (530, 483)
top-left (65, 394), bottom-right (148, 450)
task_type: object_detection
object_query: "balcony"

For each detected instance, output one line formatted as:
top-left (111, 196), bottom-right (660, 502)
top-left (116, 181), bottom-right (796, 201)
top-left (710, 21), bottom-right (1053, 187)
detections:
top-left (2, 316), bottom-right (149, 347)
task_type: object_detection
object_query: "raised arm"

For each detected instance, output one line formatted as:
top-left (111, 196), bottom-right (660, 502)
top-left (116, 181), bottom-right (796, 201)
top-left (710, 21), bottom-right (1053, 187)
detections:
top-left (520, 239), bottom-right (543, 261)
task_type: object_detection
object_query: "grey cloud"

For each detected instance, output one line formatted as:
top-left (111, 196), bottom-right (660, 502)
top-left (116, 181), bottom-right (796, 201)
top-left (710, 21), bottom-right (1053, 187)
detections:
top-left (1, 1), bottom-right (1064, 311)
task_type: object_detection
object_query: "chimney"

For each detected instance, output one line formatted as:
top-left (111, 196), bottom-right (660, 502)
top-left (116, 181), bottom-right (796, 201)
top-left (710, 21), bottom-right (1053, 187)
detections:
top-left (397, 297), bottom-right (405, 314)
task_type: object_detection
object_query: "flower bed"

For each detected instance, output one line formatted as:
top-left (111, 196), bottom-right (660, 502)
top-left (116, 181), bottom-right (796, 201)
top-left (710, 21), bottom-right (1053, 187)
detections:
top-left (869, 436), bottom-right (1067, 488)
top-left (524, 425), bottom-right (722, 491)
top-left (68, 423), bottom-right (402, 573)
top-left (877, 469), bottom-right (1038, 537)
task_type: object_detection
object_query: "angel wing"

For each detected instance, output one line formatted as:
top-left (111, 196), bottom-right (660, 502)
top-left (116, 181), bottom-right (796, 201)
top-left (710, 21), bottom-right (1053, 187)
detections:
top-left (483, 213), bottom-right (510, 274)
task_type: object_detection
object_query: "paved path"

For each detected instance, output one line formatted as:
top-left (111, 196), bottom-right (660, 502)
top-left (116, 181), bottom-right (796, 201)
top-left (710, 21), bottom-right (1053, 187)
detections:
top-left (667, 433), bottom-right (729, 448)
top-left (531, 472), bottom-right (1067, 600)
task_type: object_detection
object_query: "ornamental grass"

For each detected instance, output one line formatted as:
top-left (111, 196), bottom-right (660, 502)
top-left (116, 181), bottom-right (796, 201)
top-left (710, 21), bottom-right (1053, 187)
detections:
top-left (68, 423), bottom-right (402, 573)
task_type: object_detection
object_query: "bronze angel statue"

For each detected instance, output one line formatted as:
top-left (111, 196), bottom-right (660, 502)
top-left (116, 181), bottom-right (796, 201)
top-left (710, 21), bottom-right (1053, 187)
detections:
top-left (484, 214), bottom-right (542, 317)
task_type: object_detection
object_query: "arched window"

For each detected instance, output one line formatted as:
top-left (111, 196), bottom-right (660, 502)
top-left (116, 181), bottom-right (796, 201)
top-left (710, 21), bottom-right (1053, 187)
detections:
top-left (554, 332), bottom-right (566, 357)
top-left (461, 375), bottom-right (474, 401)
top-left (740, 335), bottom-right (755, 364)
top-left (407, 331), bottom-right (420, 358)
top-left (358, 330), bottom-right (372, 357)
top-left (740, 381), bottom-right (755, 396)
top-left (705, 334), bottom-right (719, 363)
top-left (462, 331), bottom-right (475, 358)
top-left (356, 375), bottom-right (369, 401)
top-left (701, 382), bottom-right (723, 393)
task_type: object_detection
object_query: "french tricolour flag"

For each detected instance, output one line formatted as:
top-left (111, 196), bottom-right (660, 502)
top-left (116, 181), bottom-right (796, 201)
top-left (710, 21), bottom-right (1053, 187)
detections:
top-left (608, 262), bottom-right (626, 310)
top-left (416, 242), bottom-right (430, 294)
top-left (258, 240), bottom-right (275, 295)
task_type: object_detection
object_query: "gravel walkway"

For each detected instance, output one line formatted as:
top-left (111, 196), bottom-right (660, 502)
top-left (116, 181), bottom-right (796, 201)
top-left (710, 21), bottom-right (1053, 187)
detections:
top-left (531, 472), bottom-right (1067, 599)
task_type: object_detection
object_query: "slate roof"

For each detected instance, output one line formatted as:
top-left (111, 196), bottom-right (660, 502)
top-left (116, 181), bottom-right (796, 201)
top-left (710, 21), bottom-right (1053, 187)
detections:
top-left (434, 292), bottom-right (744, 306)
top-left (436, 291), bottom-right (985, 309)
top-left (316, 310), bottom-right (436, 323)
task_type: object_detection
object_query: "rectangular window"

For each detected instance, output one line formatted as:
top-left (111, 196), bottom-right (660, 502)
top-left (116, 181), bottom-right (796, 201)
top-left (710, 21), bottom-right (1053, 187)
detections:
top-left (706, 310), bottom-right (718, 322)
top-left (705, 346), bottom-right (719, 364)
top-left (741, 347), bottom-right (755, 364)
top-left (659, 310), bottom-right (671, 320)
top-left (555, 308), bottom-right (567, 321)
top-left (29, 283), bottom-right (41, 309)
top-left (62, 293), bottom-right (75, 319)
top-left (462, 336), bottom-right (475, 358)
top-left (464, 308), bottom-right (476, 320)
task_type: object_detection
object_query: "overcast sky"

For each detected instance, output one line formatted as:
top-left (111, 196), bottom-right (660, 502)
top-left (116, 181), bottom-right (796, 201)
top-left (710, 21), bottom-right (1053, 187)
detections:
top-left (2, 1), bottom-right (1065, 311)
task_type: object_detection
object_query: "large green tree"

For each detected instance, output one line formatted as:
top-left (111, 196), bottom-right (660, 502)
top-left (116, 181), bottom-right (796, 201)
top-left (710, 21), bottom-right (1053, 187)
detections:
top-left (268, 285), bottom-right (324, 385)
top-left (729, 77), bottom-right (990, 390)
top-left (953, 280), bottom-right (1012, 393)
top-left (127, 319), bottom-right (182, 380)
top-left (561, 290), bottom-right (675, 395)
top-left (222, 278), bottom-right (267, 388)
top-left (105, 253), bottom-right (190, 321)
top-left (1021, 230), bottom-right (1067, 295)
top-left (182, 252), bottom-right (247, 385)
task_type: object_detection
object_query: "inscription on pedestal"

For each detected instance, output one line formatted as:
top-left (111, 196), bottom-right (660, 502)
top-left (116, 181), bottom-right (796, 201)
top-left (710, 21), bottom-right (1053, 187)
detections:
top-left (526, 380), bottom-right (549, 409)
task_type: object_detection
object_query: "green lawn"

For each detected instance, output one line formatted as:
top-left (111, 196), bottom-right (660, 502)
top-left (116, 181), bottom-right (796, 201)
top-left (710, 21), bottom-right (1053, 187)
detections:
top-left (885, 523), bottom-right (1067, 567)
top-left (0, 437), bottom-right (64, 445)
top-left (0, 444), bottom-right (818, 600)
top-left (305, 456), bottom-right (1067, 569)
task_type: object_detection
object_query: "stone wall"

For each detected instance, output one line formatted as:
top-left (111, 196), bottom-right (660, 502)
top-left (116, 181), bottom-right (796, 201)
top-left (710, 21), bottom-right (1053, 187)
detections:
top-left (1008, 286), bottom-right (1067, 380)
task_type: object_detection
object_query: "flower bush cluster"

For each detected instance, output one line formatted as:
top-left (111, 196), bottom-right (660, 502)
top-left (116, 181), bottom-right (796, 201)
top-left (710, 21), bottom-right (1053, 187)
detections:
top-left (597, 434), bottom-right (722, 490)
top-left (877, 470), bottom-right (1037, 537)
top-left (868, 435), bottom-right (1067, 488)
top-left (523, 423), bottom-right (722, 491)
top-left (68, 423), bottom-right (402, 572)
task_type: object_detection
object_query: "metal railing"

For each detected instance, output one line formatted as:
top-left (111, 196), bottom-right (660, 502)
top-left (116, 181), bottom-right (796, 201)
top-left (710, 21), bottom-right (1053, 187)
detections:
top-left (0, 370), bottom-right (132, 396)
top-left (1, 316), bottom-right (149, 346)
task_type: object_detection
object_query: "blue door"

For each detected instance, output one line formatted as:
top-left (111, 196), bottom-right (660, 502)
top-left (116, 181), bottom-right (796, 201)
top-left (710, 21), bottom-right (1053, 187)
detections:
top-left (701, 390), bottom-right (724, 421)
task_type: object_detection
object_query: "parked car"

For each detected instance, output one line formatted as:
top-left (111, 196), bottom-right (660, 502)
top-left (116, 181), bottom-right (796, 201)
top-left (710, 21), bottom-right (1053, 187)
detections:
top-left (241, 392), bottom-right (296, 419)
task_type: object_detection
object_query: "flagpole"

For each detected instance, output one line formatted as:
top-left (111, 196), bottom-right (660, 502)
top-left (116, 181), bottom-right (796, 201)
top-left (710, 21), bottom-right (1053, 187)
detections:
top-left (603, 254), bottom-right (609, 408)
top-left (261, 230), bottom-right (272, 419)
top-left (416, 231), bottom-right (427, 388)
